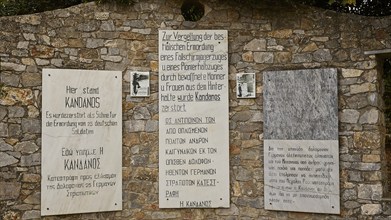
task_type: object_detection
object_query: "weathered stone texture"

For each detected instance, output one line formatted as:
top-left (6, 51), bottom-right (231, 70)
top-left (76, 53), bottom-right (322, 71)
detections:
top-left (0, 182), bottom-right (21, 200)
top-left (0, 0), bottom-right (390, 219)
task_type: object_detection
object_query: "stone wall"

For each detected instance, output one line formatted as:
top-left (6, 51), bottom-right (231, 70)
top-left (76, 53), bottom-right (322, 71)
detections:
top-left (0, 0), bottom-right (391, 219)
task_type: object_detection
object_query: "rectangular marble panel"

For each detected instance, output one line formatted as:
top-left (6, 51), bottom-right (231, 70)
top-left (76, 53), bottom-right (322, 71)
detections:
top-left (263, 68), bottom-right (339, 214)
top-left (41, 69), bottom-right (122, 216)
top-left (158, 30), bottom-right (229, 208)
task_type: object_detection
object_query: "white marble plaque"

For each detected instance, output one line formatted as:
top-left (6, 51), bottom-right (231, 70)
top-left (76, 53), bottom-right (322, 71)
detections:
top-left (263, 69), bottom-right (339, 214)
top-left (158, 30), bottom-right (229, 208)
top-left (264, 140), bottom-right (339, 213)
top-left (41, 69), bottom-right (122, 216)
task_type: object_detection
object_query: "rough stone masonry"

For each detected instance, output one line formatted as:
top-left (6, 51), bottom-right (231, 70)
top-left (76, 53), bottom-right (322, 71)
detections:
top-left (0, 0), bottom-right (391, 219)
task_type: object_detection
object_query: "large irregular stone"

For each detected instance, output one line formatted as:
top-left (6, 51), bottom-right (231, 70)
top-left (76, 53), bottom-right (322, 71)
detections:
top-left (22, 118), bottom-right (41, 134)
top-left (243, 39), bottom-right (266, 51)
top-left (14, 141), bottom-right (39, 154)
top-left (0, 87), bottom-right (34, 106)
top-left (1, 62), bottom-right (26, 71)
top-left (0, 152), bottom-right (18, 167)
top-left (21, 210), bottom-right (41, 220)
top-left (253, 52), bottom-right (273, 63)
top-left (361, 204), bottom-right (382, 215)
top-left (0, 182), bottom-right (21, 200)
top-left (8, 106), bottom-right (25, 118)
top-left (354, 131), bottom-right (381, 149)
top-left (0, 123), bottom-right (8, 137)
top-left (350, 83), bottom-right (376, 94)
top-left (313, 49), bottom-right (332, 62)
top-left (340, 109), bottom-right (360, 123)
top-left (20, 153), bottom-right (41, 166)
top-left (358, 183), bottom-right (382, 200)
top-left (0, 139), bottom-right (13, 151)
top-left (23, 192), bottom-right (40, 204)
top-left (342, 68), bottom-right (363, 78)
top-left (359, 108), bottom-right (379, 124)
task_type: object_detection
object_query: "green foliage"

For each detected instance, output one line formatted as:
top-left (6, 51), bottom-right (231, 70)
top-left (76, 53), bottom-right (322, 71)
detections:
top-left (0, 0), bottom-right (88, 16)
top-left (0, 0), bottom-right (134, 16)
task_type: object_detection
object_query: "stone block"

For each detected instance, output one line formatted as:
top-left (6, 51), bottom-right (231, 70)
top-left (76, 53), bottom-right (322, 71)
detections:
top-left (23, 192), bottom-right (40, 204)
top-left (145, 120), bottom-right (158, 132)
top-left (124, 120), bottom-right (145, 132)
top-left (358, 183), bottom-right (382, 200)
top-left (353, 131), bottom-right (381, 149)
top-left (1, 62), bottom-right (26, 72)
top-left (101, 20), bottom-right (115, 31)
top-left (350, 83), bottom-right (377, 94)
top-left (22, 118), bottom-right (41, 134)
top-left (267, 29), bottom-right (292, 38)
top-left (14, 141), bottom-right (39, 154)
top-left (243, 39), bottom-right (266, 51)
top-left (361, 204), bottom-right (382, 215)
top-left (342, 68), bottom-right (363, 78)
top-left (21, 72), bottom-right (41, 87)
top-left (20, 153), bottom-right (41, 166)
top-left (313, 49), bottom-right (332, 62)
top-left (0, 152), bottom-right (18, 167)
top-left (359, 108), bottom-right (379, 124)
top-left (0, 139), bottom-right (13, 151)
top-left (340, 109), bottom-right (360, 124)
top-left (22, 173), bottom-right (40, 183)
top-left (1, 72), bottom-right (20, 87)
top-left (242, 51), bottom-right (253, 62)
top-left (292, 53), bottom-right (312, 63)
top-left (253, 52), bottom-right (273, 63)
top-left (0, 182), bottom-right (21, 200)
top-left (21, 210), bottom-right (41, 220)
top-left (86, 38), bottom-right (104, 48)
top-left (0, 123), bottom-right (9, 137)
top-left (8, 106), bottom-right (25, 118)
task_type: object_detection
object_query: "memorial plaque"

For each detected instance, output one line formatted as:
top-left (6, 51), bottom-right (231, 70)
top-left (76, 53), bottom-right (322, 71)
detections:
top-left (158, 30), bottom-right (229, 208)
top-left (263, 68), bottom-right (340, 214)
top-left (41, 69), bottom-right (122, 215)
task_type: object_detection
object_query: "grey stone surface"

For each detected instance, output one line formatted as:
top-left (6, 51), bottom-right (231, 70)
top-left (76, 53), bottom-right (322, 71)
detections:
top-left (21, 210), bottom-right (41, 220)
top-left (0, 139), bottom-right (13, 151)
top-left (86, 38), bottom-right (104, 48)
top-left (23, 192), bottom-right (40, 204)
top-left (313, 49), bottom-right (332, 62)
top-left (0, 182), bottom-right (21, 200)
top-left (361, 204), bottom-right (382, 215)
top-left (145, 120), bottom-right (158, 132)
top-left (14, 141), bottom-right (39, 154)
top-left (1, 72), bottom-right (20, 87)
top-left (0, 106), bottom-right (7, 121)
top-left (359, 108), bottom-right (379, 124)
top-left (0, 152), bottom-right (18, 167)
top-left (263, 68), bottom-right (338, 140)
top-left (0, 123), bottom-right (8, 137)
top-left (21, 119), bottom-right (41, 134)
top-left (292, 53), bottom-right (312, 63)
top-left (253, 52), bottom-right (273, 63)
top-left (8, 106), bottom-right (25, 118)
top-left (358, 184), bottom-right (382, 200)
top-left (340, 109), bottom-right (360, 123)
top-left (20, 153), bottom-right (40, 166)
top-left (244, 39), bottom-right (266, 51)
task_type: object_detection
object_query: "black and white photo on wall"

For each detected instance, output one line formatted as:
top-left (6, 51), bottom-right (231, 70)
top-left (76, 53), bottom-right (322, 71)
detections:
top-left (130, 71), bottom-right (150, 97)
top-left (236, 73), bottom-right (256, 98)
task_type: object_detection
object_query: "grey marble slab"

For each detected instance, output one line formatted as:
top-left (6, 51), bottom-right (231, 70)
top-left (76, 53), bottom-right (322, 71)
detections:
top-left (263, 68), bottom-right (338, 140)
